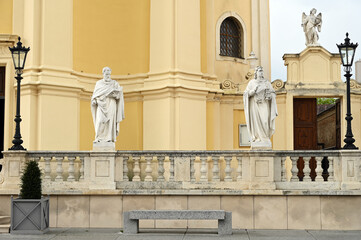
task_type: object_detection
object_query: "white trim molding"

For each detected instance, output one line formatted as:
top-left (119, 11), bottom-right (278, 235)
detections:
top-left (215, 11), bottom-right (247, 64)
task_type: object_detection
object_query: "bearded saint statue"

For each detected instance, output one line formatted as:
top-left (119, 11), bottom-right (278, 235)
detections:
top-left (91, 67), bottom-right (125, 144)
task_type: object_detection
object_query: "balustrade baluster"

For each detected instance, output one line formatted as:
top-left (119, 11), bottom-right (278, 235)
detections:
top-left (67, 157), bottom-right (75, 182)
top-left (157, 156), bottom-right (165, 181)
top-left (55, 157), bottom-right (64, 181)
top-left (44, 157), bottom-right (51, 180)
top-left (190, 156), bottom-right (196, 182)
top-left (315, 157), bottom-right (323, 182)
top-left (236, 156), bottom-right (242, 181)
top-left (212, 156), bottom-right (220, 182)
top-left (169, 156), bottom-right (174, 181)
top-left (328, 157), bottom-right (334, 181)
top-left (78, 157), bottom-right (84, 180)
top-left (224, 156), bottom-right (232, 182)
top-left (303, 157), bottom-right (311, 182)
top-left (200, 156), bottom-right (208, 182)
top-left (281, 157), bottom-right (287, 182)
top-left (144, 156), bottom-right (153, 182)
top-left (132, 156), bottom-right (141, 181)
top-left (290, 157), bottom-right (299, 182)
top-left (123, 156), bottom-right (129, 181)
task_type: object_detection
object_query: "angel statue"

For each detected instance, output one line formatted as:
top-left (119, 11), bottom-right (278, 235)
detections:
top-left (301, 8), bottom-right (322, 46)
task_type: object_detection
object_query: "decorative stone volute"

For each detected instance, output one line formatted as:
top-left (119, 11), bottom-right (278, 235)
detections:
top-left (271, 79), bottom-right (285, 91)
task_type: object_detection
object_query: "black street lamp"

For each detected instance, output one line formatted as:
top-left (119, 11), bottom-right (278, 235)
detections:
top-left (337, 33), bottom-right (358, 149)
top-left (8, 37), bottom-right (30, 150)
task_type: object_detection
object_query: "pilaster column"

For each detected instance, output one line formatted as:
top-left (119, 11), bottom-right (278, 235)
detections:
top-left (251, 0), bottom-right (271, 79)
top-left (12, 0), bottom-right (81, 150)
top-left (145, 0), bottom-right (206, 150)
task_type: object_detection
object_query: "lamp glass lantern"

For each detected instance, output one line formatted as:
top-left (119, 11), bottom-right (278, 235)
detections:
top-left (9, 37), bottom-right (30, 73)
top-left (337, 33), bottom-right (358, 72)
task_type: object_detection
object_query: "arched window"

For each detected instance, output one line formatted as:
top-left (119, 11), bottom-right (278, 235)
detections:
top-left (220, 17), bottom-right (242, 58)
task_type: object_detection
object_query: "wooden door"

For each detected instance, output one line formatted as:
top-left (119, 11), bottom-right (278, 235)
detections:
top-left (294, 98), bottom-right (317, 150)
top-left (294, 98), bottom-right (317, 181)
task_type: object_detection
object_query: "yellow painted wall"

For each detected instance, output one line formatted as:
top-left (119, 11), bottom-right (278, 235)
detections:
top-left (116, 101), bottom-right (143, 150)
top-left (200, 0), bottom-right (207, 74)
top-left (233, 109), bottom-right (248, 149)
top-left (73, 0), bottom-right (150, 75)
top-left (79, 99), bottom-right (94, 150)
top-left (0, 0), bottom-right (13, 33)
top-left (80, 99), bottom-right (143, 150)
top-left (206, 101), bottom-right (214, 150)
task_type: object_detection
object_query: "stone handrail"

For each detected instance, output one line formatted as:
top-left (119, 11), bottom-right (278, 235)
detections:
top-left (0, 150), bottom-right (360, 194)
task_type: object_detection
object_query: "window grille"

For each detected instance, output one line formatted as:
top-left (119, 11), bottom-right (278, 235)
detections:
top-left (220, 17), bottom-right (242, 58)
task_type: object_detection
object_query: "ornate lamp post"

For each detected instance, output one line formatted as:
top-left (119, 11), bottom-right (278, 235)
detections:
top-left (8, 37), bottom-right (30, 150)
top-left (337, 33), bottom-right (358, 149)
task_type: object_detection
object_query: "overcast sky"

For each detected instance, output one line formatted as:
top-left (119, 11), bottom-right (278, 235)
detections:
top-left (270, 0), bottom-right (361, 81)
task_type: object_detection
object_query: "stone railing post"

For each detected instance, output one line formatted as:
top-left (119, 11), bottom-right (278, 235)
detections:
top-left (144, 156), bottom-right (153, 182)
top-left (340, 150), bottom-right (361, 190)
top-left (89, 151), bottom-right (116, 189)
top-left (290, 157), bottom-right (299, 182)
top-left (1, 151), bottom-right (28, 190)
top-left (328, 157), bottom-right (334, 182)
top-left (248, 152), bottom-right (276, 189)
top-left (236, 156), bottom-right (242, 181)
top-left (303, 157), bottom-right (311, 182)
top-left (44, 157), bottom-right (51, 180)
top-left (281, 157), bottom-right (287, 182)
top-left (67, 157), bottom-right (75, 182)
top-left (132, 156), bottom-right (141, 182)
top-left (315, 157), bottom-right (323, 182)
top-left (157, 156), bottom-right (165, 182)
top-left (224, 156), bottom-right (232, 182)
top-left (55, 157), bottom-right (64, 181)
top-left (168, 156), bottom-right (175, 181)
top-left (212, 156), bottom-right (220, 182)
top-left (190, 156), bottom-right (196, 182)
top-left (200, 155), bottom-right (208, 182)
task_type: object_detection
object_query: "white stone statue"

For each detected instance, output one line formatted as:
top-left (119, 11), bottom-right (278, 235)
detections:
top-left (302, 8), bottom-right (322, 46)
top-left (91, 67), bottom-right (125, 145)
top-left (243, 66), bottom-right (278, 149)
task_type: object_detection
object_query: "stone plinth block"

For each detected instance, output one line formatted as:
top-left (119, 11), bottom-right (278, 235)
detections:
top-left (93, 142), bottom-right (115, 151)
top-left (89, 152), bottom-right (116, 190)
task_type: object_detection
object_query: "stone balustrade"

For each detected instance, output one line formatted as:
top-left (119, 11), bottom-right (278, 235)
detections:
top-left (0, 150), bottom-right (360, 194)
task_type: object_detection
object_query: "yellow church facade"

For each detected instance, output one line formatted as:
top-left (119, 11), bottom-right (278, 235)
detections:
top-left (3, 0), bottom-right (361, 231)
top-left (2, 0), bottom-right (361, 153)
top-left (0, 0), bottom-right (271, 152)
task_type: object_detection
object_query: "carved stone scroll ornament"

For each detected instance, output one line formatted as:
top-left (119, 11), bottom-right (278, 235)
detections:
top-left (350, 79), bottom-right (361, 90)
top-left (271, 79), bottom-right (285, 91)
top-left (221, 79), bottom-right (240, 94)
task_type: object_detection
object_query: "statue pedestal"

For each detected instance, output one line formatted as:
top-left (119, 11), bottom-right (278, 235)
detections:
top-left (251, 139), bottom-right (272, 150)
top-left (93, 142), bottom-right (115, 151)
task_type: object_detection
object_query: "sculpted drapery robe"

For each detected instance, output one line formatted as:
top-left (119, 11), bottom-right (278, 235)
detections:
top-left (243, 78), bottom-right (277, 144)
top-left (91, 79), bottom-right (125, 142)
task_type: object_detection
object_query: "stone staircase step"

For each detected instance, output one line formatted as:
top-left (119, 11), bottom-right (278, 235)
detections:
top-left (0, 216), bottom-right (10, 225)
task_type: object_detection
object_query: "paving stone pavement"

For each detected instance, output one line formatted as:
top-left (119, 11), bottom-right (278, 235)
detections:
top-left (0, 228), bottom-right (361, 240)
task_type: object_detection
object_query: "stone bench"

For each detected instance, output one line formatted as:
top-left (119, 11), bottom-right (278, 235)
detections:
top-left (123, 210), bottom-right (232, 235)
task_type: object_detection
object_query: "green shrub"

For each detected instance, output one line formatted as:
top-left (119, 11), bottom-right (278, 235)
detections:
top-left (317, 98), bottom-right (337, 105)
top-left (19, 160), bottom-right (42, 199)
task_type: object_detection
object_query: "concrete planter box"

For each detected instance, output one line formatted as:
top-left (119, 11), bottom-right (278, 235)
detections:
top-left (10, 196), bottom-right (49, 234)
